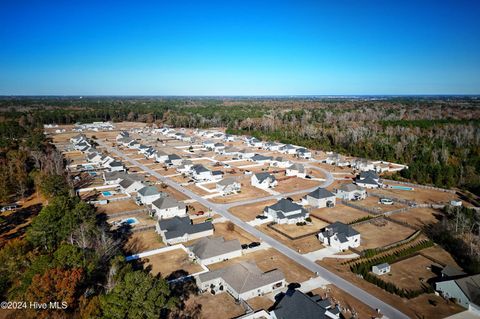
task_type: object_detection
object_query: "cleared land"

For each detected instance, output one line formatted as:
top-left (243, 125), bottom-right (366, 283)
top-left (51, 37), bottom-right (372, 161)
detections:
top-left (184, 292), bottom-right (245, 319)
top-left (390, 207), bottom-right (443, 228)
top-left (123, 230), bottom-right (165, 254)
top-left (271, 218), bottom-right (328, 238)
top-left (374, 184), bottom-right (459, 205)
top-left (309, 204), bottom-right (372, 224)
top-left (95, 200), bottom-right (140, 215)
top-left (142, 248), bottom-right (204, 277)
top-left (353, 220), bottom-right (416, 250)
top-left (378, 254), bottom-right (440, 291)
top-left (257, 224), bottom-right (324, 253)
top-left (229, 199), bottom-right (277, 221)
top-left (353, 196), bottom-right (407, 213)
top-left (274, 176), bottom-right (320, 193)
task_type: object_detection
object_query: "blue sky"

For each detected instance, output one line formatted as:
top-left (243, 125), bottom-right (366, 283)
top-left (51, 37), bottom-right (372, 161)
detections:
top-left (0, 0), bottom-right (479, 95)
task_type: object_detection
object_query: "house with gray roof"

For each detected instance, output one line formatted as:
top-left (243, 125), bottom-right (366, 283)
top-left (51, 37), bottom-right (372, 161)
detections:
top-left (251, 172), bottom-right (277, 190)
top-left (156, 216), bottom-right (213, 244)
top-left (216, 177), bottom-right (241, 195)
top-left (250, 154), bottom-right (273, 164)
top-left (304, 187), bottom-right (336, 208)
top-left (296, 148), bottom-right (312, 159)
top-left (264, 199), bottom-right (309, 224)
top-left (270, 157), bottom-right (291, 168)
top-left (191, 164), bottom-right (213, 181)
top-left (318, 221), bottom-right (361, 251)
top-left (151, 196), bottom-right (187, 220)
top-left (197, 261), bottom-right (285, 300)
top-left (165, 154), bottom-right (183, 167)
top-left (436, 274), bottom-right (480, 312)
top-left (271, 290), bottom-right (340, 319)
top-left (286, 163), bottom-right (306, 178)
top-left (335, 183), bottom-right (367, 201)
top-left (137, 186), bottom-right (165, 205)
top-left (188, 236), bottom-right (242, 265)
top-left (280, 144), bottom-right (297, 155)
top-left (119, 179), bottom-right (145, 194)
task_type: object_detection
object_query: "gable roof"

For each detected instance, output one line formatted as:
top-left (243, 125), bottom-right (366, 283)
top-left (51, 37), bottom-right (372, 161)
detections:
top-left (192, 164), bottom-right (210, 174)
top-left (359, 170), bottom-right (379, 180)
top-left (254, 172), bottom-right (276, 183)
top-left (217, 177), bottom-right (238, 186)
top-left (198, 261), bottom-right (284, 294)
top-left (307, 188), bottom-right (335, 199)
top-left (189, 236), bottom-right (241, 259)
top-left (453, 274), bottom-right (480, 305)
top-left (355, 176), bottom-right (378, 186)
top-left (322, 221), bottom-right (359, 238)
top-left (251, 154), bottom-right (273, 162)
top-left (287, 163), bottom-right (305, 173)
top-left (338, 183), bottom-right (364, 192)
top-left (158, 216), bottom-right (213, 239)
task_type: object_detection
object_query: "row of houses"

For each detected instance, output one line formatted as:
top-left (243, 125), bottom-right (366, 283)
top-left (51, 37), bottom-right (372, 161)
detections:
top-left (70, 135), bottom-right (126, 172)
top-left (73, 121), bottom-right (114, 132)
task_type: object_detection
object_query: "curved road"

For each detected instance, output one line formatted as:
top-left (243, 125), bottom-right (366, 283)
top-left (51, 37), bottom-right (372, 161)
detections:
top-left (101, 141), bottom-right (408, 319)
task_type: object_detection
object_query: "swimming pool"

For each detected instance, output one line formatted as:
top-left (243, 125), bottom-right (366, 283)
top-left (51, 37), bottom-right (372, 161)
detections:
top-left (390, 185), bottom-right (414, 191)
top-left (102, 191), bottom-right (113, 196)
top-left (121, 217), bottom-right (139, 225)
top-left (88, 172), bottom-right (97, 176)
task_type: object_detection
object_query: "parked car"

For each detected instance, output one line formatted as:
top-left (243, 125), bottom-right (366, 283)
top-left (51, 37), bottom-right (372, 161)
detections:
top-left (1, 204), bottom-right (19, 212)
top-left (248, 242), bottom-right (261, 248)
top-left (379, 198), bottom-right (394, 205)
top-left (256, 215), bottom-right (268, 220)
top-left (305, 175), bottom-right (312, 179)
top-left (241, 244), bottom-right (249, 249)
top-left (195, 211), bottom-right (205, 216)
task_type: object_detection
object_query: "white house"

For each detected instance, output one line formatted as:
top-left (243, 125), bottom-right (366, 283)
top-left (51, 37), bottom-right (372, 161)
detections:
top-left (156, 216), bottom-right (213, 244)
top-left (336, 183), bottom-right (367, 201)
top-left (251, 173), bottom-right (277, 190)
top-left (196, 261), bottom-right (285, 300)
top-left (355, 170), bottom-right (381, 189)
top-left (224, 134), bottom-right (235, 142)
top-left (286, 163), bottom-right (306, 178)
top-left (213, 143), bottom-right (225, 153)
top-left (304, 188), bottom-right (336, 208)
top-left (151, 196), bottom-right (187, 220)
top-left (271, 290), bottom-right (341, 319)
top-left (137, 186), bottom-right (165, 205)
top-left (238, 149), bottom-right (255, 159)
top-left (318, 222), bottom-right (361, 251)
top-left (250, 154), bottom-right (273, 164)
top-left (324, 153), bottom-right (350, 167)
top-left (191, 164), bottom-right (213, 181)
top-left (436, 274), bottom-right (480, 312)
top-left (296, 148), bottom-right (312, 159)
top-left (264, 142), bottom-right (282, 151)
top-left (188, 236), bottom-right (242, 265)
top-left (203, 140), bottom-right (216, 150)
top-left (119, 179), bottom-right (145, 194)
top-left (221, 146), bottom-right (240, 157)
top-left (353, 159), bottom-right (376, 172)
top-left (176, 160), bottom-right (194, 174)
top-left (116, 131), bottom-right (129, 141)
top-left (165, 154), bottom-right (183, 167)
top-left (280, 144), bottom-right (297, 155)
top-left (154, 150), bottom-right (168, 163)
top-left (270, 157), bottom-right (291, 169)
top-left (372, 263), bottom-right (391, 275)
top-left (216, 177), bottom-right (241, 195)
top-left (264, 199), bottom-right (309, 224)
top-left (86, 152), bottom-right (103, 164)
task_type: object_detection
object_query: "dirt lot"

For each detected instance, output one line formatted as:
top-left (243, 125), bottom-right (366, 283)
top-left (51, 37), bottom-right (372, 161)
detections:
top-left (184, 292), bottom-right (245, 319)
top-left (247, 296), bottom-right (274, 312)
top-left (212, 222), bottom-right (258, 244)
top-left (271, 218), bottom-right (328, 238)
top-left (123, 230), bottom-right (165, 254)
top-left (207, 248), bottom-right (314, 283)
top-left (274, 177), bottom-right (320, 193)
top-left (354, 196), bottom-right (407, 213)
top-left (141, 248), bottom-right (204, 277)
top-left (374, 184), bottom-right (459, 205)
top-left (390, 207), bottom-right (444, 228)
top-left (309, 204), bottom-right (372, 224)
top-left (311, 285), bottom-right (377, 319)
top-left (229, 199), bottom-right (277, 221)
top-left (257, 224), bottom-right (324, 254)
top-left (379, 254), bottom-right (440, 291)
top-left (95, 200), bottom-right (140, 215)
top-left (210, 182), bottom-right (270, 204)
top-left (353, 220), bottom-right (416, 250)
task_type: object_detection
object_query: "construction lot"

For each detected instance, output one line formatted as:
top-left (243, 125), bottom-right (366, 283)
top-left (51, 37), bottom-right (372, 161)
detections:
top-left (309, 203), bottom-right (372, 224)
top-left (229, 199), bottom-right (277, 221)
top-left (270, 218), bottom-right (328, 238)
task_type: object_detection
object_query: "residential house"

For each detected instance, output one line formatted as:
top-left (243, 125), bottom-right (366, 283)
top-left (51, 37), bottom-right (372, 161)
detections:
top-left (165, 154), bottom-right (183, 167)
top-left (372, 263), bottom-right (391, 275)
top-left (188, 236), bottom-right (242, 265)
top-left (211, 170), bottom-right (224, 181)
top-left (224, 134), bottom-right (235, 142)
top-left (270, 290), bottom-right (341, 319)
top-left (286, 163), bottom-right (306, 178)
top-left (304, 188), bottom-right (336, 208)
top-left (137, 186), bottom-right (165, 205)
top-left (280, 144), bottom-right (297, 155)
top-left (156, 216), bottom-right (213, 244)
top-left (151, 196), bottom-right (187, 220)
top-left (106, 160), bottom-right (125, 172)
top-left (154, 150), bottom-right (168, 163)
top-left (270, 157), bottom-right (291, 169)
top-left (250, 154), bottom-right (273, 164)
top-left (203, 140), bottom-right (216, 150)
top-left (116, 131), bottom-right (129, 141)
top-left (221, 146), bottom-right (240, 157)
top-left (436, 274), bottom-right (480, 313)
top-left (196, 261), bottom-right (286, 300)
top-left (251, 173), bottom-right (277, 190)
top-left (119, 179), bottom-right (145, 194)
top-left (191, 164), bottom-right (213, 181)
top-left (249, 138), bottom-right (263, 148)
top-left (264, 142), bottom-right (282, 151)
top-left (238, 149), bottom-right (255, 159)
top-left (264, 199), bottom-right (309, 224)
top-left (355, 170), bottom-right (381, 189)
top-left (318, 222), bottom-right (361, 251)
top-left (176, 160), bottom-right (194, 174)
top-left (216, 177), bottom-right (241, 195)
top-left (296, 148), bottom-right (312, 159)
top-left (335, 183), bottom-right (367, 201)
top-left (353, 158), bottom-right (375, 172)
top-left (213, 143), bottom-right (225, 153)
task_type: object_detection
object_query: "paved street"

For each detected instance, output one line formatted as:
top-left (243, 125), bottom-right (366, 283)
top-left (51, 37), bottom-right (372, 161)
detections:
top-left (100, 141), bottom-right (409, 319)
